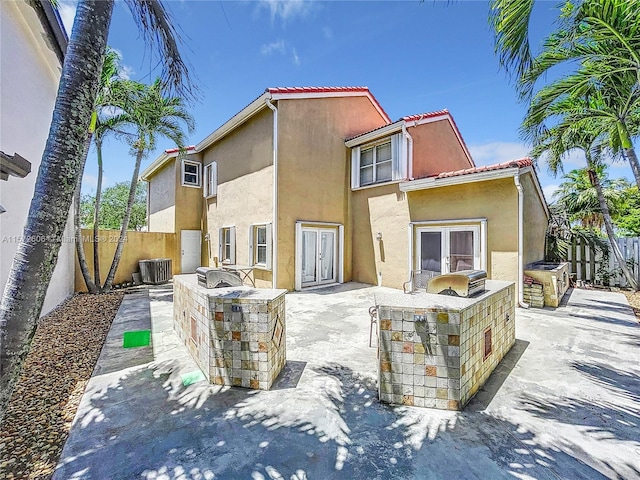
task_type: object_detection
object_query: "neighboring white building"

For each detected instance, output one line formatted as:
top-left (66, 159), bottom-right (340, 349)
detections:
top-left (0, 0), bottom-right (74, 314)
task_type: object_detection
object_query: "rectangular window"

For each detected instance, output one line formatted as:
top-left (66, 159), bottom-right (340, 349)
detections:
top-left (359, 141), bottom-right (392, 186)
top-left (249, 223), bottom-right (272, 269)
top-left (204, 162), bottom-right (217, 197)
top-left (182, 159), bottom-right (201, 187)
top-left (351, 133), bottom-right (404, 189)
top-left (218, 226), bottom-right (235, 264)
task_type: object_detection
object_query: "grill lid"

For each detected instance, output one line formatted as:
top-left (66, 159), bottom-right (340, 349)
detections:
top-left (426, 270), bottom-right (487, 297)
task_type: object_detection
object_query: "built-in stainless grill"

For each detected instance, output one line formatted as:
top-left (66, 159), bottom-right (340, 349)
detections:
top-left (426, 270), bottom-right (487, 297)
top-left (196, 267), bottom-right (243, 289)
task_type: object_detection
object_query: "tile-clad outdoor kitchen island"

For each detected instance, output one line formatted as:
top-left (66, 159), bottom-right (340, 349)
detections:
top-left (174, 274), bottom-right (287, 390)
top-left (375, 280), bottom-right (515, 410)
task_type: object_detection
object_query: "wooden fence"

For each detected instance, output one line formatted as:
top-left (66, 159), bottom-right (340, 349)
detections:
top-left (568, 236), bottom-right (640, 287)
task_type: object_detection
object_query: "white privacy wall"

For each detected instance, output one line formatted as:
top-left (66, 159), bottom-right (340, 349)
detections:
top-left (0, 1), bottom-right (74, 314)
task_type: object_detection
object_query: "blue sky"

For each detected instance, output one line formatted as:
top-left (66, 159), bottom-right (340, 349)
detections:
top-left (57, 0), bottom-right (635, 200)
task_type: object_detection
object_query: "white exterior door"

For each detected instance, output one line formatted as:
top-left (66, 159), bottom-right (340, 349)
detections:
top-left (416, 226), bottom-right (480, 274)
top-left (300, 227), bottom-right (337, 288)
top-left (181, 230), bottom-right (201, 273)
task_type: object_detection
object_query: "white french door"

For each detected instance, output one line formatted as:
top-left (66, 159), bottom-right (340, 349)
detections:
top-left (416, 226), bottom-right (480, 275)
top-left (301, 227), bottom-right (337, 287)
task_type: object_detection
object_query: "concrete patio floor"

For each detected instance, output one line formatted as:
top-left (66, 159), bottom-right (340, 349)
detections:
top-left (54, 282), bottom-right (640, 480)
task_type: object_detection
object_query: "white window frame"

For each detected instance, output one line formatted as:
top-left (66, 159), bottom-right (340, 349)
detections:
top-left (204, 162), bottom-right (217, 198)
top-left (248, 223), bottom-right (272, 270)
top-left (351, 132), bottom-right (406, 189)
top-left (181, 159), bottom-right (201, 187)
top-left (359, 140), bottom-right (392, 186)
top-left (409, 219), bottom-right (487, 277)
top-left (218, 226), bottom-right (235, 264)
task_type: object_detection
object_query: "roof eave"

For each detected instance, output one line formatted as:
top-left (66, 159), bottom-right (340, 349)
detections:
top-left (399, 165), bottom-right (549, 218)
top-left (345, 121), bottom-right (404, 147)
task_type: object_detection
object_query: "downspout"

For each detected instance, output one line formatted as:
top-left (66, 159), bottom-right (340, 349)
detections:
top-left (514, 171), bottom-right (529, 308)
top-left (402, 123), bottom-right (414, 180)
top-left (266, 98), bottom-right (278, 288)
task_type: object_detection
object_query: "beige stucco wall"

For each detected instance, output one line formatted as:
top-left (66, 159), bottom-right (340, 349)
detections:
top-left (410, 120), bottom-right (473, 179)
top-left (74, 229), bottom-right (178, 292)
top-left (276, 96), bottom-right (389, 289)
top-left (147, 160), bottom-right (176, 233)
top-left (202, 109), bottom-right (274, 287)
top-left (174, 153), bottom-right (204, 272)
top-left (522, 171), bottom-right (548, 265)
top-left (352, 177), bottom-right (521, 294)
top-left (0, 1), bottom-right (74, 315)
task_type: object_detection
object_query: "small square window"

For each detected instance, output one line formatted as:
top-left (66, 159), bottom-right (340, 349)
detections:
top-left (182, 160), bottom-right (201, 187)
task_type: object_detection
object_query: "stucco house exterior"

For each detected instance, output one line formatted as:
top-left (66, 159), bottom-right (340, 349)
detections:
top-left (0, 1), bottom-right (74, 314)
top-left (141, 86), bottom-right (548, 303)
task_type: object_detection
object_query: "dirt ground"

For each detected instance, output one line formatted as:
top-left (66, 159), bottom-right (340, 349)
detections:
top-left (622, 290), bottom-right (640, 320)
top-left (0, 292), bottom-right (124, 480)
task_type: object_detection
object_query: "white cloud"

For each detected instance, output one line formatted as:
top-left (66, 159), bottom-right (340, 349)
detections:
top-left (257, 0), bottom-right (315, 23)
top-left (542, 183), bottom-right (559, 201)
top-left (260, 40), bottom-right (286, 55)
top-left (57, 0), bottom-right (77, 37)
top-left (292, 48), bottom-right (300, 65)
top-left (467, 142), bottom-right (530, 166)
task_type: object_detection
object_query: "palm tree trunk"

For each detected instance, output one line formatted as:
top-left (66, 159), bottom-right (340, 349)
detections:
top-left (0, 0), bottom-right (114, 421)
top-left (74, 134), bottom-right (98, 294)
top-left (93, 136), bottom-right (104, 287)
top-left (102, 149), bottom-right (144, 291)
top-left (589, 168), bottom-right (638, 290)
top-left (623, 146), bottom-right (640, 191)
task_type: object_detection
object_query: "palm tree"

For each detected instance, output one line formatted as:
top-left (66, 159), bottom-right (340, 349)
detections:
top-left (0, 0), bottom-right (197, 421)
top-left (528, 112), bottom-right (638, 289)
top-left (553, 165), bottom-right (629, 230)
top-left (74, 47), bottom-right (123, 294)
top-left (101, 79), bottom-right (194, 292)
top-left (490, 0), bottom-right (640, 95)
top-left (525, 65), bottom-right (640, 189)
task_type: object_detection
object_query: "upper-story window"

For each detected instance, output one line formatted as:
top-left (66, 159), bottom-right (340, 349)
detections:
top-left (351, 133), bottom-right (405, 189)
top-left (204, 162), bottom-right (217, 197)
top-left (181, 159), bottom-right (201, 187)
top-left (360, 141), bottom-right (392, 186)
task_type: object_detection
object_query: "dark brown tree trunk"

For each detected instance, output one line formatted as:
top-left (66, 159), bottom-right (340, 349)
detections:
top-left (102, 149), bottom-right (144, 291)
top-left (93, 136), bottom-right (104, 287)
top-left (74, 134), bottom-right (98, 294)
top-left (0, 0), bottom-right (114, 421)
top-left (589, 167), bottom-right (638, 290)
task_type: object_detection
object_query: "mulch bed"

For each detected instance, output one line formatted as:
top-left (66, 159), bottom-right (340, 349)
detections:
top-left (622, 290), bottom-right (640, 321)
top-left (0, 292), bottom-right (124, 480)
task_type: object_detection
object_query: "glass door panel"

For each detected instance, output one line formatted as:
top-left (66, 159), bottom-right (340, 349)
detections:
top-left (419, 231), bottom-right (442, 274)
top-left (319, 231), bottom-right (335, 283)
top-left (449, 231), bottom-right (474, 272)
top-left (301, 230), bottom-right (317, 285)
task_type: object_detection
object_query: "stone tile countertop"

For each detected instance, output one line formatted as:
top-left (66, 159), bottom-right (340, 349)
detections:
top-left (374, 280), bottom-right (514, 311)
top-left (175, 274), bottom-right (287, 300)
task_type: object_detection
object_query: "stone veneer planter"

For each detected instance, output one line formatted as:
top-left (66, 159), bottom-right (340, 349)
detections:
top-left (173, 274), bottom-right (287, 390)
top-left (375, 280), bottom-right (515, 410)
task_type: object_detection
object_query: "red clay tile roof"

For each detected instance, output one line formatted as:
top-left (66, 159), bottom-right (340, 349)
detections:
top-left (268, 86), bottom-right (391, 124)
top-left (165, 145), bottom-right (195, 154)
top-left (433, 158), bottom-right (533, 179)
top-left (401, 110), bottom-right (449, 122)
